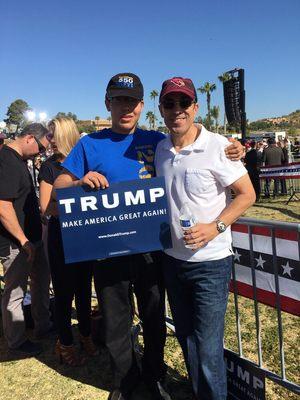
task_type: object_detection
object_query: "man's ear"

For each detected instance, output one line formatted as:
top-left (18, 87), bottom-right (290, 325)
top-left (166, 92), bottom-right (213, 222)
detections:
top-left (140, 100), bottom-right (144, 112)
top-left (105, 97), bottom-right (111, 111)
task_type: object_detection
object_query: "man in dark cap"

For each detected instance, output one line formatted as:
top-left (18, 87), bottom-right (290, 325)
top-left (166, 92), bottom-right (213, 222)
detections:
top-left (55, 73), bottom-right (244, 400)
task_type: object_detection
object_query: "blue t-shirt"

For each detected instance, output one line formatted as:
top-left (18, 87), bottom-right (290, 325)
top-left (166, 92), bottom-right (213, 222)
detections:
top-left (62, 128), bottom-right (166, 183)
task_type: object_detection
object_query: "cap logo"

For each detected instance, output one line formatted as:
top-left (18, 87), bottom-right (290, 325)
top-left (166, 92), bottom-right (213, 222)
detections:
top-left (117, 75), bottom-right (134, 88)
top-left (171, 78), bottom-right (185, 87)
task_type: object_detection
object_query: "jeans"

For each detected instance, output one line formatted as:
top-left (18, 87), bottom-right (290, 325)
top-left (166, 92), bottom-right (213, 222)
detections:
top-left (93, 251), bottom-right (166, 393)
top-left (163, 254), bottom-right (232, 400)
top-left (265, 178), bottom-right (279, 197)
top-left (1, 243), bottom-right (51, 348)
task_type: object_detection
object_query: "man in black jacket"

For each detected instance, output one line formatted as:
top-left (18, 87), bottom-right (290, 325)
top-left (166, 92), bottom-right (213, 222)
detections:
top-left (0, 123), bottom-right (52, 355)
top-left (263, 138), bottom-right (284, 197)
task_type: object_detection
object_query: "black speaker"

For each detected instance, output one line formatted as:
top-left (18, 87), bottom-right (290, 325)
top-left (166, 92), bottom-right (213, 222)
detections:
top-left (223, 77), bottom-right (241, 126)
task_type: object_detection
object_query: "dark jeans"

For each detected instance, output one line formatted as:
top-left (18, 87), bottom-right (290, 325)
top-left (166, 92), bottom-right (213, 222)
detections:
top-left (280, 178), bottom-right (287, 195)
top-left (163, 254), bottom-right (232, 400)
top-left (93, 251), bottom-right (166, 393)
top-left (48, 217), bottom-right (93, 345)
top-left (265, 178), bottom-right (279, 197)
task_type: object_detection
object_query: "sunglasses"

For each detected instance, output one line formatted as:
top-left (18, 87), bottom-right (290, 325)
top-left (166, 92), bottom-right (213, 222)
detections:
top-left (34, 136), bottom-right (46, 153)
top-left (46, 132), bottom-right (54, 141)
top-left (161, 98), bottom-right (195, 110)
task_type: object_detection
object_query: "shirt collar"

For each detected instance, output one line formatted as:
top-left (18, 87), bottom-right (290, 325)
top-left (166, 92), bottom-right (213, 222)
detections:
top-left (161, 124), bottom-right (209, 153)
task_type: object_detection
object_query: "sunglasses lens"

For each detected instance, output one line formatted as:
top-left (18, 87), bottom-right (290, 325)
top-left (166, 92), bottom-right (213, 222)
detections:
top-left (162, 101), bottom-right (174, 109)
top-left (162, 99), bottom-right (193, 110)
top-left (180, 99), bottom-right (193, 109)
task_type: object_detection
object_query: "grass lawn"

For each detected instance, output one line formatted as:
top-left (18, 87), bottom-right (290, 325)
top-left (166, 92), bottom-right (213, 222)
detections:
top-left (0, 196), bottom-right (299, 400)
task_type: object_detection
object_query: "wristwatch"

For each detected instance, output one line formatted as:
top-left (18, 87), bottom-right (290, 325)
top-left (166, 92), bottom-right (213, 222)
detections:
top-left (216, 219), bottom-right (227, 233)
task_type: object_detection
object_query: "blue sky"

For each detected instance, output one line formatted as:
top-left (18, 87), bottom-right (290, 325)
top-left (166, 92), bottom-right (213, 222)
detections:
top-left (1, 0), bottom-right (299, 126)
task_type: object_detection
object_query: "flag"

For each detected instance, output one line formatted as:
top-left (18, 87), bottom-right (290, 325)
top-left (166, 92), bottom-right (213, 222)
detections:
top-left (259, 161), bottom-right (300, 179)
top-left (231, 222), bottom-right (300, 316)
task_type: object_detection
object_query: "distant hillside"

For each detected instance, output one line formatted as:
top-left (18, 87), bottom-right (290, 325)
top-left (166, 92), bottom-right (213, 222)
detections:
top-left (248, 109), bottom-right (300, 132)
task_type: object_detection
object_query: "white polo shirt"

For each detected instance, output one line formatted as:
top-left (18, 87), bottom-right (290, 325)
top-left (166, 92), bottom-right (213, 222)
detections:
top-left (155, 126), bottom-right (247, 262)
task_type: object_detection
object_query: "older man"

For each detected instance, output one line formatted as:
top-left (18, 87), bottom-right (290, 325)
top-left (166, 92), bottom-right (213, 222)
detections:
top-left (0, 123), bottom-right (52, 355)
top-left (155, 77), bottom-right (255, 400)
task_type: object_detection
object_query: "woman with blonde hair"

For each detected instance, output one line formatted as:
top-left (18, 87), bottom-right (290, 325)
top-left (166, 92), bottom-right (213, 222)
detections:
top-left (38, 117), bottom-right (98, 366)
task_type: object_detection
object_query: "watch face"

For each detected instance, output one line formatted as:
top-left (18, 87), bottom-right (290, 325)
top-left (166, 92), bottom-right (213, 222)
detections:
top-left (217, 221), bottom-right (227, 233)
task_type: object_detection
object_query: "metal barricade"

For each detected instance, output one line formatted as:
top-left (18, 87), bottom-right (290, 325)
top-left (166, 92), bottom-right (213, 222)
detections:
top-left (260, 177), bottom-right (300, 203)
top-left (165, 217), bottom-right (300, 397)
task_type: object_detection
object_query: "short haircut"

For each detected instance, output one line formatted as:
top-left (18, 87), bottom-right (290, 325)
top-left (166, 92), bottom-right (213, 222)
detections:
top-left (18, 123), bottom-right (49, 139)
top-left (48, 117), bottom-right (80, 157)
top-left (267, 137), bottom-right (275, 145)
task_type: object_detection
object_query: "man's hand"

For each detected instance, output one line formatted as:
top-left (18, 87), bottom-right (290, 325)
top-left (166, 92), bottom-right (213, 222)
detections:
top-left (21, 240), bottom-right (36, 263)
top-left (79, 171), bottom-right (109, 189)
top-left (225, 138), bottom-right (245, 161)
top-left (183, 222), bottom-right (218, 249)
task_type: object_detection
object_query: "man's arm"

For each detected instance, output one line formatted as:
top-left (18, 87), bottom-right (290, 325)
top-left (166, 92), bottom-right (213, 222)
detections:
top-left (0, 199), bottom-right (35, 261)
top-left (184, 174), bottom-right (255, 249)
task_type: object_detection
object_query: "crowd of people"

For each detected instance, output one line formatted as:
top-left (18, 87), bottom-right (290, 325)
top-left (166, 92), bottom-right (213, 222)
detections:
top-left (243, 136), bottom-right (293, 201)
top-left (0, 73), bottom-right (255, 400)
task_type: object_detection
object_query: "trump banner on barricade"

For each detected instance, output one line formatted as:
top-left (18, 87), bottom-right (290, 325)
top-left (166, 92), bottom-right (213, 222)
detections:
top-left (225, 350), bottom-right (266, 400)
top-left (55, 177), bottom-right (172, 263)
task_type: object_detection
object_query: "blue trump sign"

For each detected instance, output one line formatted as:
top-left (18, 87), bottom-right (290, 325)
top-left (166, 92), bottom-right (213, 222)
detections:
top-left (56, 177), bottom-right (172, 263)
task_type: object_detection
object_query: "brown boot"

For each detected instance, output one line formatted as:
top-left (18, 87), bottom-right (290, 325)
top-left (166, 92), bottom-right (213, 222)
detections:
top-left (79, 334), bottom-right (99, 356)
top-left (55, 340), bottom-right (86, 366)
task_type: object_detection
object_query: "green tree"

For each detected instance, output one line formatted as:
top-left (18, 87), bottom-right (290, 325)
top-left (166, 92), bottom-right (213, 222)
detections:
top-left (150, 90), bottom-right (159, 129)
top-left (287, 127), bottom-right (297, 136)
top-left (55, 112), bottom-right (77, 121)
top-left (4, 99), bottom-right (30, 131)
top-left (157, 124), bottom-right (169, 134)
top-left (76, 124), bottom-right (95, 134)
top-left (197, 82), bottom-right (216, 130)
top-left (218, 73), bottom-right (231, 83)
top-left (146, 111), bottom-right (157, 130)
top-left (211, 105), bottom-right (220, 133)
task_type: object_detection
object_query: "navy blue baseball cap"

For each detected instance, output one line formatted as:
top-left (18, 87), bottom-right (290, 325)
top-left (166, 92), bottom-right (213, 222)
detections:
top-left (106, 73), bottom-right (144, 100)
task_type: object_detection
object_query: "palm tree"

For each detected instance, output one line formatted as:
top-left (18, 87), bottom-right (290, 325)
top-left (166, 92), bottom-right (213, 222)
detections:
top-left (197, 82), bottom-right (216, 130)
top-left (146, 111), bottom-right (156, 130)
top-left (211, 106), bottom-right (220, 133)
top-left (150, 90), bottom-right (159, 130)
top-left (218, 73), bottom-right (231, 135)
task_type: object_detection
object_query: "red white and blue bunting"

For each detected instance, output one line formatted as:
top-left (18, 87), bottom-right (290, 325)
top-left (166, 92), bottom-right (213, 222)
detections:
top-left (259, 162), bottom-right (300, 179)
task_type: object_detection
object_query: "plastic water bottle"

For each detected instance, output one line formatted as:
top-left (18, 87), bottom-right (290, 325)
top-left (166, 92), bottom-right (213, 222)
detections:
top-left (179, 203), bottom-right (196, 249)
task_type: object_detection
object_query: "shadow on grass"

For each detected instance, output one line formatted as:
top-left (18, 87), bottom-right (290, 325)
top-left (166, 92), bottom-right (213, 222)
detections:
top-left (253, 200), bottom-right (300, 220)
top-left (0, 323), bottom-right (192, 400)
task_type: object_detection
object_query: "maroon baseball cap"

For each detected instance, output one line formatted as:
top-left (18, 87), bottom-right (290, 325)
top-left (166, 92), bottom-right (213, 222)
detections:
top-left (159, 77), bottom-right (197, 102)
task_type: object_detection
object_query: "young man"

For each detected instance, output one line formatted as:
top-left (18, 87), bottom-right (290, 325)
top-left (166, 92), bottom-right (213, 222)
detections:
top-left (0, 123), bottom-right (52, 355)
top-left (54, 73), bottom-right (244, 400)
top-left (155, 77), bottom-right (256, 400)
